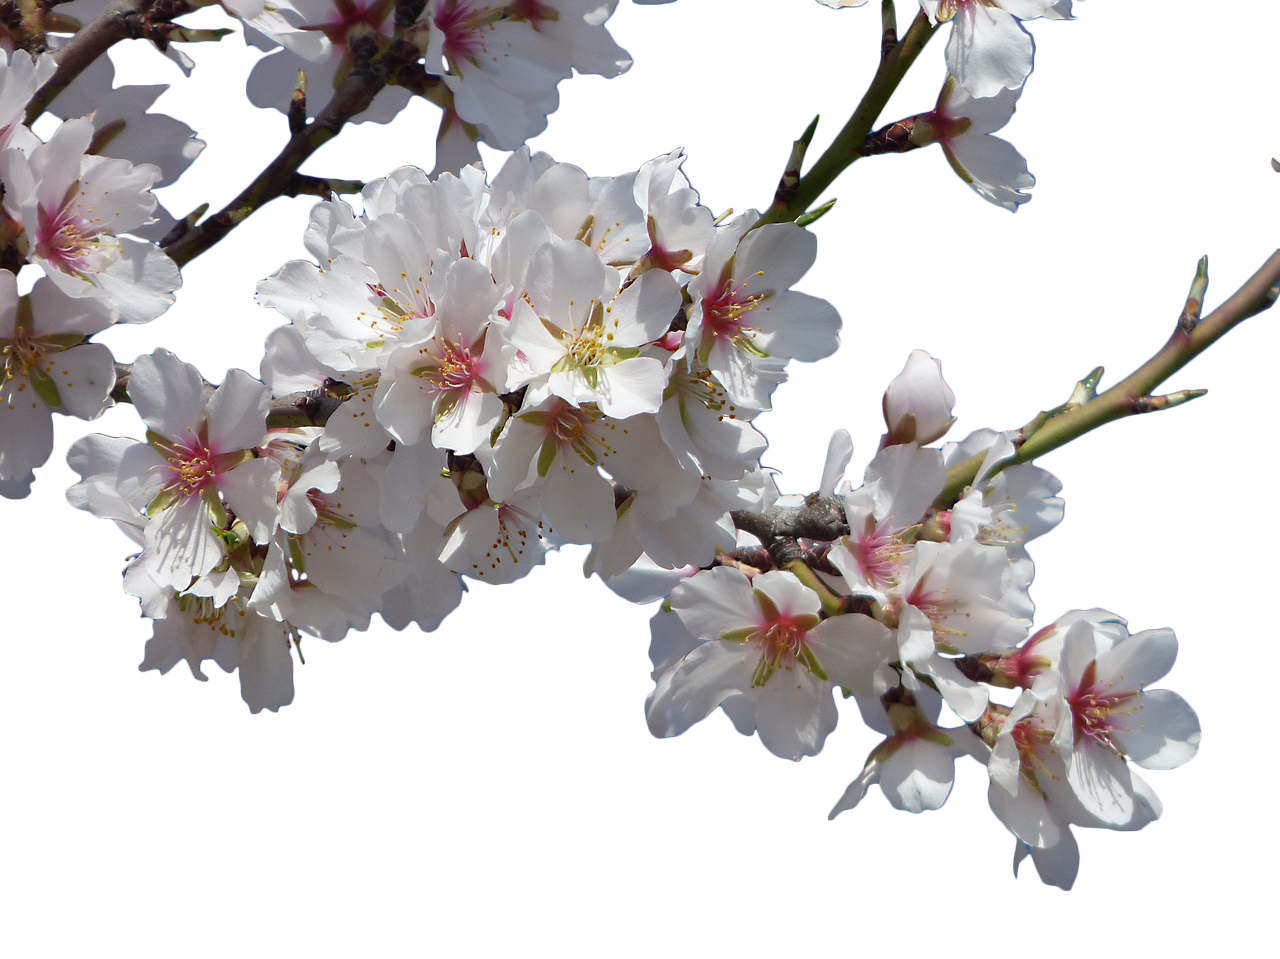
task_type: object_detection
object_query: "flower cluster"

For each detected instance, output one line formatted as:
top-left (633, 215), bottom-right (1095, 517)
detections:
top-left (640, 351), bottom-right (1200, 888)
top-left (6, 0), bottom-right (1231, 896)
top-left (67, 148), bottom-right (842, 711)
top-left (230, 0), bottom-right (633, 167)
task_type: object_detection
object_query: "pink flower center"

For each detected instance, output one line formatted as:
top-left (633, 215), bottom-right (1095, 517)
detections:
top-left (1068, 662), bottom-right (1137, 752)
top-left (302, 0), bottom-right (394, 48)
top-left (166, 440), bottom-right (218, 496)
top-left (2, 328), bottom-right (47, 380)
top-left (700, 276), bottom-right (764, 343)
top-left (434, 0), bottom-right (492, 64)
top-left (854, 519), bottom-right (905, 589)
top-left (1010, 717), bottom-right (1056, 791)
top-left (36, 202), bottom-right (116, 276)
top-left (416, 338), bottom-right (486, 395)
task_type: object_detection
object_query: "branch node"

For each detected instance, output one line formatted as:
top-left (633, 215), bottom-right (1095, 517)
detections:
top-left (1177, 255), bottom-right (1210, 333)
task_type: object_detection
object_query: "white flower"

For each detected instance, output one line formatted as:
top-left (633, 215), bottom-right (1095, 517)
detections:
top-left (1051, 615), bottom-right (1201, 826)
top-left (899, 539), bottom-right (1032, 655)
top-left (830, 688), bottom-right (965, 815)
top-left (140, 592), bottom-right (297, 714)
top-left (439, 485), bottom-right (556, 584)
top-left (3, 118), bottom-right (181, 323)
top-left (829, 443), bottom-right (946, 603)
top-left (655, 364), bottom-right (767, 481)
top-left (912, 77), bottom-right (1034, 211)
top-left (423, 0), bottom-right (632, 150)
top-left (647, 568), bottom-right (891, 760)
top-left (945, 429), bottom-right (1063, 546)
top-left (919, 0), bottom-right (1057, 98)
top-left (882, 349), bottom-right (957, 445)
top-left (685, 215), bottom-right (840, 409)
top-left (989, 660), bottom-right (1164, 890)
top-left (1, 274), bottom-right (117, 498)
top-left (507, 235), bottom-right (679, 418)
top-left (107, 351), bottom-right (281, 591)
top-left (0, 49), bottom-right (57, 175)
top-left (375, 257), bottom-right (511, 453)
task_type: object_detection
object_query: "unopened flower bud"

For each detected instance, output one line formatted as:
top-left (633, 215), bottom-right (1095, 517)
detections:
top-left (882, 350), bottom-right (957, 446)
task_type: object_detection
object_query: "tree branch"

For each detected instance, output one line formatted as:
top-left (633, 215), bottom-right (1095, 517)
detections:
top-left (936, 250), bottom-right (1280, 505)
top-left (24, 0), bottom-right (158, 124)
top-left (757, 10), bottom-right (938, 226)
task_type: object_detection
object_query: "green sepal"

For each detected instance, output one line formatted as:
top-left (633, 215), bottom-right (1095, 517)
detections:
top-left (203, 487), bottom-right (229, 527)
top-left (536, 437), bottom-right (557, 477)
top-left (218, 520), bottom-right (251, 552)
top-left (28, 365), bottom-right (61, 409)
top-left (43, 333), bottom-right (87, 351)
top-left (144, 429), bottom-right (181, 456)
top-left (572, 438), bottom-right (599, 468)
top-left (753, 588), bottom-right (780, 621)
top-left (719, 626), bottom-right (757, 644)
top-left (144, 486), bottom-right (183, 518)
top-left (750, 656), bottom-right (775, 689)
top-left (796, 645), bottom-right (828, 681)
top-left (794, 613), bottom-right (821, 632)
top-left (13, 294), bottom-right (35, 333)
top-left (212, 449), bottom-right (254, 474)
top-left (289, 534), bottom-right (308, 574)
top-left (520, 410), bottom-right (550, 428)
top-left (734, 334), bottom-right (769, 359)
top-left (436, 393), bottom-right (460, 422)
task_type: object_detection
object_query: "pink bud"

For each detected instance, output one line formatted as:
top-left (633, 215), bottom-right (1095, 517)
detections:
top-left (882, 350), bottom-right (957, 446)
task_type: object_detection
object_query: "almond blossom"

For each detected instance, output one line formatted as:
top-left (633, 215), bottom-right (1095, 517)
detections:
top-left (71, 350), bottom-right (281, 592)
top-left (2, 118), bottom-right (182, 323)
top-left (506, 235), bottom-right (680, 418)
top-left (423, 0), bottom-right (632, 151)
top-left (920, 0), bottom-right (1059, 99)
top-left (684, 215), bottom-right (840, 410)
top-left (1052, 616), bottom-right (1201, 826)
top-left (828, 443), bottom-right (946, 603)
top-left (647, 568), bottom-right (891, 760)
top-left (910, 77), bottom-right (1034, 211)
top-left (0, 274), bottom-right (117, 498)
top-left (882, 349), bottom-right (957, 446)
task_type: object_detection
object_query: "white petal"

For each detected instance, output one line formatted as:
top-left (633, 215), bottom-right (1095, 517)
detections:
top-left (129, 350), bottom-right (205, 441)
top-left (736, 222), bottom-right (816, 293)
top-left (670, 566), bottom-right (756, 639)
top-left (64, 432), bottom-right (167, 512)
top-left (1111, 689), bottom-right (1201, 770)
top-left (142, 495), bottom-right (223, 589)
top-left (219, 458), bottom-right (282, 543)
top-left (1066, 739), bottom-right (1134, 826)
top-left (0, 386), bottom-right (53, 496)
top-left (1097, 626), bottom-right (1178, 689)
top-left (749, 670), bottom-right (838, 760)
top-left (237, 617), bottom-right (296, 713)
top-left (818, 430), bottom-right (854, 497)
top-left (880, 737), bottom-right (955, 813)
top-left (946, 5), bottom-right (1035, 98)
top-left (645, 641), bottom-right (751, 739)
top-left (44, 343), bottom-right (115, 419)
top-left (206, 369), bottom-right (270, 453)
top-left (943, 134), bottom-right (1034, 212)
